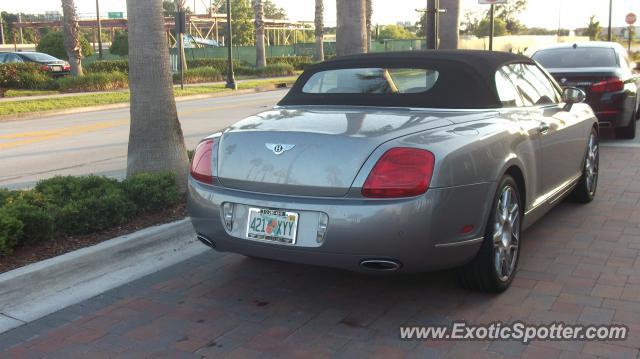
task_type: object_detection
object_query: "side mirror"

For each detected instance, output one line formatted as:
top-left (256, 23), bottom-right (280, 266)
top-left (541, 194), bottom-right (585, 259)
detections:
top-left (563, 87), bottom-right (586, 104)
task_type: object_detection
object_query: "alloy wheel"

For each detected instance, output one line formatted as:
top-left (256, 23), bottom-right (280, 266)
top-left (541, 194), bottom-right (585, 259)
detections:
top-left (493, 186), bottom-right (520, 282)
top-left (585, 133), bottom-right (599, 196)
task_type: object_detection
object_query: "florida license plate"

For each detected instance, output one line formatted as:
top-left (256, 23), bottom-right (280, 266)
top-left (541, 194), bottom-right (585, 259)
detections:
top-left (51, 66), bottom-right (62, 72)
top-left (246, 208), bottom-right (298, 244)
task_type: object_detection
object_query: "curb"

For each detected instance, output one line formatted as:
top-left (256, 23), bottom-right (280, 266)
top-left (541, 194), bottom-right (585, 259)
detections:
top-left (0, 84), bottom-right (290, 122)
top-left (0, 218), bottom-right (205, 334)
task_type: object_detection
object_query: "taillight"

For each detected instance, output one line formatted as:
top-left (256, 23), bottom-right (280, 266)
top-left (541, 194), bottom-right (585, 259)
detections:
top-left (63, 63), bottom-right (70, 71)
top-left (591, 78), bottom-right (624, 93)
top-left (362, 148), bottom-right (435, 198)
top-left (190, 138), bottom-right (215, 184)
top-left (40, 65), bottom-right (50, 71)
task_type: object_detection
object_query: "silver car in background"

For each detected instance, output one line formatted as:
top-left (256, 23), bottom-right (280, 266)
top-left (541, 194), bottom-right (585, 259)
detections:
top-left (188, 51), bottom-right (599, 292)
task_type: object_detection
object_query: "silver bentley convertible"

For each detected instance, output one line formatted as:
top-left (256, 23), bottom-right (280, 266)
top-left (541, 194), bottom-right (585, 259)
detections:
top-left (188, 51), bottom-right (599, 292)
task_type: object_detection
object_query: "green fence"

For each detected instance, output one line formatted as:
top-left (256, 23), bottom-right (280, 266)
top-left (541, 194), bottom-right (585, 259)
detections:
top-left (82, 39), bottom-right (425, 67)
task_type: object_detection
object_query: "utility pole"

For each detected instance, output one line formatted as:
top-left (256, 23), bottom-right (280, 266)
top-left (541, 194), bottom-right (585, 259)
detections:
top-left (96, 0), bottom-right (103, 60)
top-left (426, 0), bottom-right (439, 50)
top-left (17, 13), bottom-right (23, 44)
top-left (225, 0), bottom-right (236, 90)
top-left (489, 3), bottom-right (495, 50)
top-left (0, 15), bottom-right (4, 45)
top-left (607, 0), bottom-right (613, 42)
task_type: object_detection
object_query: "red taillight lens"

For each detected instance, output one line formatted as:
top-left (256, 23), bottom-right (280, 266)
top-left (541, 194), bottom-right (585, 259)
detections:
top-left (362, 148), bottom-right (435, 198)
top-left (40, 65), bottom-right (50, 71)
top-left (591, 78), bottom-right (624, 93)
top-left (190, 139), bottom-right (215, 184)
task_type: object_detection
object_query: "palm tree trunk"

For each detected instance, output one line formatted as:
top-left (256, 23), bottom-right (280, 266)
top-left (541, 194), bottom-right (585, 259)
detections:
top-left (439, 0), bottom-right (460, 49)
top-left (253, 0), bottom-right (266, 68)
top-left (336, 0), bottom-right (367, 56)
top-left (126, 0), bottom-right (189, 191)
top-left (314, 0), bottom-right (324, 61)
top-left (365, 0), bottom-right (373, 52)
top-left (60, 0), bottom-right (83, 76)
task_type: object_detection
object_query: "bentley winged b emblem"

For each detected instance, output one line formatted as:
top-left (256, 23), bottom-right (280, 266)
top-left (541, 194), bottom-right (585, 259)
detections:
top-left (265, 143), bottom-right (296, 155)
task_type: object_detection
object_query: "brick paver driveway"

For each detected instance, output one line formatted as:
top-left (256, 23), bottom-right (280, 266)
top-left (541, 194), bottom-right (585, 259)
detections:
top-left (1, 142), bottom-right (640, 358)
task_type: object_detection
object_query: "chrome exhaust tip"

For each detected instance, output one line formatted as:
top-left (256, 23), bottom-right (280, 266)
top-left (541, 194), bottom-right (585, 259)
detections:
top-left (360, 259), bottom-right (402, 272)
top-left (197, 234), bottom-right (216, 248)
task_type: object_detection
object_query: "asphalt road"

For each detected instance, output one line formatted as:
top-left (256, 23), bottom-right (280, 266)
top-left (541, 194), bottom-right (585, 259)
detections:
top-left (0, 90), bottom-right (287, 189)
top-left (1, 90), bottom-right (638, 189)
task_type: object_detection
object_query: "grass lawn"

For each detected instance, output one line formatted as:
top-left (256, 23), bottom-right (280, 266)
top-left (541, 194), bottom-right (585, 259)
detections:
top-left (0, 76), bottom-right (298, 117)
top-left (4, 89), bottom-right (60, 98)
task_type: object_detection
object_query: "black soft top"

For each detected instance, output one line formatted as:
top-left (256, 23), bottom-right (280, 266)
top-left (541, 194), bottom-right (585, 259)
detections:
top-left (278, 50), bottom-right (535, 109)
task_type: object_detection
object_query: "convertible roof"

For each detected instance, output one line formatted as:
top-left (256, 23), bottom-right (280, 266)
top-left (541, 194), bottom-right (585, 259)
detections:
top-left (278, 50), bottom-right (536, 109)
top-left (322, 50), bottom-right (533, 76)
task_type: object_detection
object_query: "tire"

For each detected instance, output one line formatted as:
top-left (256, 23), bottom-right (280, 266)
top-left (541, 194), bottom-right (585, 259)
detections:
top-left (615, 111), bottom-right (636, 139)
top-left (457, 175), bottom-right (522, 293)
top-left (569, 128), bottom-right (599, 203)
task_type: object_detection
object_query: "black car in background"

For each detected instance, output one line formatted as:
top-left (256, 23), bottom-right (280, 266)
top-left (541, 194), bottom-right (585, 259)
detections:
top-left (0, 52), bottom-right (71, 77)
top-left (532, 42), bottom-right (640, 139)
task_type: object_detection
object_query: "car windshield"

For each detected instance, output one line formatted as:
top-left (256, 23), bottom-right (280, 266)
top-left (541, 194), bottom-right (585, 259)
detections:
top-left (532, 48), bottom-right (618, 68)
top-left (19, 53), bottom-right (60, 62)
top-left (302, 68), bottom-right (439, 95)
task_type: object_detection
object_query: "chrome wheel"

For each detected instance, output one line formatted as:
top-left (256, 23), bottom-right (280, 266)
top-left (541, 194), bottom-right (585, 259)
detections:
top-left (493, 186), bottom-right (520, 282)
top-left (585, 133), bottom-right (599, 196)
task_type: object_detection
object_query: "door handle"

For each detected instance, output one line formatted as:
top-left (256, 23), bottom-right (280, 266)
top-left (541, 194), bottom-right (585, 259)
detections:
top-left (538, 123), bottom-right (550, 134)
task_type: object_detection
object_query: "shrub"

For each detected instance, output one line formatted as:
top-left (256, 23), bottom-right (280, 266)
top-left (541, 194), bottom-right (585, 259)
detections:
top-left (4, 201), bottom-right (54, 245)
top-left (56, 189), bottom-right (136, 235)
top-left (174, 67), bottom-right (224, 84)
top-left (56, 71), bottom-right (128, 92)
top-left (267, 56), bottom-right (314, 70)
top-left (0, 209), bottom-right (22, 255)
top-left (110, 31), bottom-right (128, 56)
top-left (85, 60), bottom-right (129, 74)
top-left (254, 63), bottom-right (295, 77)
top-left (0, 63), bottom-right (56, 92)
top-left (36, 31), bottom-right (94, 61)
top-left (122, 172), bottom-right (181, 213)
top-left (36, 175), bottom-right (120, 206)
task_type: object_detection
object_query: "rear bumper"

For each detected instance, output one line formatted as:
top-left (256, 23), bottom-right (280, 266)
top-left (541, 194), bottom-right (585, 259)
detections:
top-left (187, 178), bottom-right (496, 273)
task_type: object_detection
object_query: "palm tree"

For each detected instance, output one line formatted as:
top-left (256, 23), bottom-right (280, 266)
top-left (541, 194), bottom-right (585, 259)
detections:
top-left (336, 0), bottom-right (367, 56)
top-left (126, 0), bottom-right (189, 191)
top-left (60, 0), bottom-right (83, 76)
top-left (365, 0), bottom-right (373, 52)
top-left (314, 0), bottom-right (324, 61)
top-left (439, 0), bottom-right (460, 49)
top-left (253, 0), bottom-right (266, 68)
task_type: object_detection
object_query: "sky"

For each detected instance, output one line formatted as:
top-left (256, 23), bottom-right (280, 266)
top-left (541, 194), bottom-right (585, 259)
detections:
top-left (0, 0), bottom-right (638, 30)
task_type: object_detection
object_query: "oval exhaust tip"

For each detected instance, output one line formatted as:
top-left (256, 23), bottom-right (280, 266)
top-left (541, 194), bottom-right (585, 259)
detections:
top-left (360, 259), bottom-right (401, 271)
top-left (197, 234), bottom-right (216, 248)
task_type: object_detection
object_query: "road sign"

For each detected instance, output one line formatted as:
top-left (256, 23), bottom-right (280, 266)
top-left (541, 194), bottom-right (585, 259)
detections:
top-left (626, 13), bottom-right (637, 25)
top-left (478, 0), bottom-right (507, 4)
top-left (107, 12), bottom-right (123, 19)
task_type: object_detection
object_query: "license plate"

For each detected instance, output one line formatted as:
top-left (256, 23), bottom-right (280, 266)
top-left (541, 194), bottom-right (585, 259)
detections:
top-left (246, 208), bottom-right (298, 244)
top-left (51, 66), bottom-right (62, 72)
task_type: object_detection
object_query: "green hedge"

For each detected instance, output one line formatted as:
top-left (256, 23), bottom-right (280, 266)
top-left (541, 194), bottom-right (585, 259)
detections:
top-left (57, 71), bottom-right (129, 92)
top-left (36, 31), bottom-right (94, 61)
top-left (0, 172), bottom-right (182, 255)
top-left (235, 63), bottom-right (295, 77)
top-left (85, 60), bottom-right (129, 74)
top-left (186, 58), bottom-right (243, 72)
top-left (173, 67), bottom-right (224, 84)
top-left (267, 56), bottom-right (314, 70)
top-left (0, 63), bottom-right (57, 93)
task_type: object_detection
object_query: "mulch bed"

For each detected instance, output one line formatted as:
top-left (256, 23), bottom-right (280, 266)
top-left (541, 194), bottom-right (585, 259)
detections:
top-left (0, 204), bottom-right (186, 274)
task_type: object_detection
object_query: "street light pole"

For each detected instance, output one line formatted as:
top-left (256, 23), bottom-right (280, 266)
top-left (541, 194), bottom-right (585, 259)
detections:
top-left (225, 0), bottom-right (236, 90)
top-left (0, 16), bottom-right (4, 45)
top-left (426, 0), bottom-right (440, 50)
top-left (489, 4), bottom-right (495, 50)
top-left (96, 0), bottom-right (103, 60)
top-left (607, 0), bottom-right (613, 42)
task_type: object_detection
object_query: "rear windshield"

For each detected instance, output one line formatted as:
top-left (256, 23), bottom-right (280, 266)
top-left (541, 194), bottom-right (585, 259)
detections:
top-left (532, 48), bottom-right (618, 68)
top-left (279, 60), bottom-right (500, 109)
top-left (302, 68), bottom-right (439, 95)
top-left (18, 53), bottom-right (60, 62)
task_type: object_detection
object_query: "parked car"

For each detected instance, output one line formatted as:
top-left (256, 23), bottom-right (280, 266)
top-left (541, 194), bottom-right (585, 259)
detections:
top-left (0, 52), bottom-right (70, 77)
top-left (188, 51), bottom-right (599, 292)
top-left (532, 42), bottom-right (640, 139)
